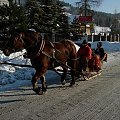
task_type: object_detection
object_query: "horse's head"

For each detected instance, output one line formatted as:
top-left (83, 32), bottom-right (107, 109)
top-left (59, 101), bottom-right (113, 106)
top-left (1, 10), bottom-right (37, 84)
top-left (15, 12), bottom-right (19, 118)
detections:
top-left (3, 30), bottom-right (42, 56)
top-left (3, 32), bottom-right (25, 56)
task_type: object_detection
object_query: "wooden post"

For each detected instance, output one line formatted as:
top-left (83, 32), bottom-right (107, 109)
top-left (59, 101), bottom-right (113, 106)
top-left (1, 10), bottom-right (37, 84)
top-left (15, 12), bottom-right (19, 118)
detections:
top-left (118, 34), bottom-right (119, 42)
top-left (100, 34), bottom-right (101, 41)
top-left (91, 33), bottom-right (94, 42)
top-left (110, 34), bottom-right (112, 42)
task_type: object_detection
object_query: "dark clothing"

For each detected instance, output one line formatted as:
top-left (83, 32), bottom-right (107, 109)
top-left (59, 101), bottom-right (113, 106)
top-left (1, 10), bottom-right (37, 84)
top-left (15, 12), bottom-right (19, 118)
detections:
top-left (95, 47), bottom-right (105, 60)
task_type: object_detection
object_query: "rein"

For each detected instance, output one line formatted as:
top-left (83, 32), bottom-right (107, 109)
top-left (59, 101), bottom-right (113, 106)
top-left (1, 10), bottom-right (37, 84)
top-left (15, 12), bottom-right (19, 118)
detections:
top-left (20, 33), bottom-right (45, 58)
top-left (36, 38), bottom-right (45, 56)
top-left (49, 41), bottom-right (79, 61)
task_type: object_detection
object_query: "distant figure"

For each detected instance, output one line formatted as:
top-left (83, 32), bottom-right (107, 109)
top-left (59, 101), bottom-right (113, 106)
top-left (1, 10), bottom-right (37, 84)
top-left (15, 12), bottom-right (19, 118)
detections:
top-left (95, 42), bottom-right (107, 62)
top-left (93, 41), bottom-right (108, 72)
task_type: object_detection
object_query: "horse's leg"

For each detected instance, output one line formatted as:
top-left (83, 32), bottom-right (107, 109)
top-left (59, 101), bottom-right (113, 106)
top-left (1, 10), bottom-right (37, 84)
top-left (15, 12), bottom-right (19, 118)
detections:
top-left (31, 69), bottom-right (47, 94)
top-left (40, 75), bottom-right (47, 93)
top-left (31, 72), bottom-right (40, 93)
top-left (70, 60), bottom-right (76, 87)
top-left (70, 70), bottom-right (76, 86)
top-left (61, 67), bottom-right (68, 85)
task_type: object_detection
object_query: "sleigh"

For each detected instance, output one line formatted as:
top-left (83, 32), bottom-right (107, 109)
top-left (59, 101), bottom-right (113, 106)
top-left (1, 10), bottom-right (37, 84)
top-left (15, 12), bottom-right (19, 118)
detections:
top-left (1, 30), bottom-right (107, 95)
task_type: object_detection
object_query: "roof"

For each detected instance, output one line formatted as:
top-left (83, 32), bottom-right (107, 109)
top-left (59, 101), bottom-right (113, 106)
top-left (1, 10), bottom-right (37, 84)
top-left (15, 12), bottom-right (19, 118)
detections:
top-left (94, 26), bottom-right (111, 35)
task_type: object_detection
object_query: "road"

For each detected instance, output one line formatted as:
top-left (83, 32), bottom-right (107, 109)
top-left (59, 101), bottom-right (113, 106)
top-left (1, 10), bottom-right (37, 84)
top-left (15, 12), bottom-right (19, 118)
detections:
top-left (0, 52), bottom-right (120, 120)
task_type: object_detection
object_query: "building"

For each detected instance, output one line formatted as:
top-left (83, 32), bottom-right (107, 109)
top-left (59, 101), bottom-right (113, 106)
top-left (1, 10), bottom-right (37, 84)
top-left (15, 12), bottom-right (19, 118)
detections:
top-left (94, 25), bottom-right (111, 35)
top-left (68, 15), bottom-right (93, 35)
top-left (0, 0), bottom-right (9, 6)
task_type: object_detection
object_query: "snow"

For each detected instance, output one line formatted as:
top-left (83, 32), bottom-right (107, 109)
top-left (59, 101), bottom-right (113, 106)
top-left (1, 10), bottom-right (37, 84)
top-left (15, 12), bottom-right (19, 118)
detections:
top-left (94, 26), bottom-right (111, 35)
top-left (0, 41), bottom-right (120, 92)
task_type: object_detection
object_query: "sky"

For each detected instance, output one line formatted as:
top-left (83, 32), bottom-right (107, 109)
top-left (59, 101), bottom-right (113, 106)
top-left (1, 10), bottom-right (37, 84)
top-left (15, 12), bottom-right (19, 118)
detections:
top-left (64, 0), bottom-right (120, 14)
top-left (0, 41), bottom-right (120, 92)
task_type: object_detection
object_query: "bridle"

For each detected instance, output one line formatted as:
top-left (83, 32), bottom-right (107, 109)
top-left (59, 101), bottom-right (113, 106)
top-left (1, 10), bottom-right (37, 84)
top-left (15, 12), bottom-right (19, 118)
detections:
top-left (18, 32), bottom-right (46, 58)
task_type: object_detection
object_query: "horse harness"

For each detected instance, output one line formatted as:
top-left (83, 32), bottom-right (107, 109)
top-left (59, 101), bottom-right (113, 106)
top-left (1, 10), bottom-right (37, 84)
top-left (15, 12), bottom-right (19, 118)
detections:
top-left (20, 33), bottom-right (56, 60)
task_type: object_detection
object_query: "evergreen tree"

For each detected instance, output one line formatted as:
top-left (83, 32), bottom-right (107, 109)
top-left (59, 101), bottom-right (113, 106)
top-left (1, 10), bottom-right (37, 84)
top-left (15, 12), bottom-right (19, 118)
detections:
top-left (0, 0), bottom-right (27, 36)
top-left (25, 0), bottom-right (43, 31)
top-left (0, 4), bottom-right (9, 35)
top-left (0, 0), bottom-right (70, 38)
top-left (39, 0), bottom-right (69, 35)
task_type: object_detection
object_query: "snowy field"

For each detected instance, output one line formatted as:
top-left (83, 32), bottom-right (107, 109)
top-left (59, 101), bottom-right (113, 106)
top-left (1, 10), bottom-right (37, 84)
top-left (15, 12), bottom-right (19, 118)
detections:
top-left (0, 41), bottom-right (120, 92)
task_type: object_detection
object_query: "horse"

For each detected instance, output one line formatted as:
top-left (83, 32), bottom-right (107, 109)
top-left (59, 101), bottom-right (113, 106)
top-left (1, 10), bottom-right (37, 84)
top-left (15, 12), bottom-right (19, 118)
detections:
top-left (3, 30), bottom-right (77, 95)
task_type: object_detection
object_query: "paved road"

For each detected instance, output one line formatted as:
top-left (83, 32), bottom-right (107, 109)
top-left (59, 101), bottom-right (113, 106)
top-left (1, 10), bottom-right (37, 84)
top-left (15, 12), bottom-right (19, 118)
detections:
top-left (0, 52), bottom-right (120, 120)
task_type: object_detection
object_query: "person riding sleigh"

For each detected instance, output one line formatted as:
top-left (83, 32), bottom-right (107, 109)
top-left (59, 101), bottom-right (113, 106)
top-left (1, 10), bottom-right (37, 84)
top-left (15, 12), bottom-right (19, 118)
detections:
top-left (95, 42), bottom-right (108, 63)
top-left (77, 40), bottom-right (102, 73)
top-left (77, 40), bottom-right (92, 72)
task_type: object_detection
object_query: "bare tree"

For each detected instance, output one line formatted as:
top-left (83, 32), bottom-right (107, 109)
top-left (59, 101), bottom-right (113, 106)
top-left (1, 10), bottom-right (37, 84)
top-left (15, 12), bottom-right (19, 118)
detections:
top-left (76, 0), bottom-right (102, 10)
top-left (76, 0), bottom-right (102, 15)
top-left (76, 0), bottom-right (103, 32)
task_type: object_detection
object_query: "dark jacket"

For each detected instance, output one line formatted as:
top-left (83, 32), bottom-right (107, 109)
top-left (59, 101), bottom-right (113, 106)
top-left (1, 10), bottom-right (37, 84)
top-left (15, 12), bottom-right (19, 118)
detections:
top-left (95, 47), bottom-right (105, 60)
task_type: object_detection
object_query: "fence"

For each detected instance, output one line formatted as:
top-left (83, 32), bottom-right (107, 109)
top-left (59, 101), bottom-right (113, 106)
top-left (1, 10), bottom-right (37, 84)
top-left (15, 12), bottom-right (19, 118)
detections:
top-left (0, 33), bottom-right (120, 50)
top-left (88, 34), bottom-right (120, 42)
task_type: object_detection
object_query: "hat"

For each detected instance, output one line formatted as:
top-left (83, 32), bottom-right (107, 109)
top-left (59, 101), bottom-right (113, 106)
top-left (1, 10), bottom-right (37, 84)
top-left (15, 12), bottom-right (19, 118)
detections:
top-left (82, 40), bottom-right (88, 44)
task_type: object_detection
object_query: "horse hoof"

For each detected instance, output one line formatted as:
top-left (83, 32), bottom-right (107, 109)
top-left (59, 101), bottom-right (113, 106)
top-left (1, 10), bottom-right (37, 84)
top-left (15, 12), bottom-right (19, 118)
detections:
top-left (38, 87), bottom-right (47, 95)
top-left (38, 90), bottom-right (47, 95)
top-left (69, 82), bottom-right (75, 87)
top-left (37, 87), bottom-right (43, 95)
top-left (33, 87), bottom-right (42, 95)
top-left (33, 87), bottom-right (47, 95)
top-left (61, 80), bottom-right (66, 85)
top-left (42, 91), bottom-right (47, 95)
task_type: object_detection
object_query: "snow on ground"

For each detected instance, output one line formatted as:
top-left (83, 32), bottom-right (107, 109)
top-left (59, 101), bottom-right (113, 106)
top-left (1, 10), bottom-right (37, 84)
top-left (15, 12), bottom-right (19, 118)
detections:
top-left (0, 41), bottom-right (120, 91)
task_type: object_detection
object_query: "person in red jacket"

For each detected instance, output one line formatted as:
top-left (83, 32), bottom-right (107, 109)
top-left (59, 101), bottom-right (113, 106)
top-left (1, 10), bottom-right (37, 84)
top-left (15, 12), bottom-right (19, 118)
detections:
top-left (77, 40), bottom-right (92, 60)
top-left (88, 53), bottom-right (101, 72)
top-left (77, 40), bottom-right (92, 71)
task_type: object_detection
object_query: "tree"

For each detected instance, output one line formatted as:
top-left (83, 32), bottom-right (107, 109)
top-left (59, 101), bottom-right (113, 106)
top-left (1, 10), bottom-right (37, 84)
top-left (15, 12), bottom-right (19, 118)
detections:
top-left (76, 0), bottom-right (103, 32)
top-left (76, 0), bottom-right (103, 14)
top-left (0, 0), bottom-right (27, 36)
top-left (25, 0), bottom-right (43, 31)
top-left (8, 4), bottom-right (27, 34)
top-left (39, 0), bottom-right (69, 34)
top-left (24, 0), bottom-right (69, 36)
top-left (0, 4), bottom-right (9, 34)
top-left (0, 0), bottom-right (69, 40)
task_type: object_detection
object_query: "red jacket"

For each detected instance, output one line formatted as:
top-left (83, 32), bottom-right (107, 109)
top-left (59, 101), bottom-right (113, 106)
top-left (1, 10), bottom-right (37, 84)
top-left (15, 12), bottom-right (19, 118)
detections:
top-left (88, 55), bottom-right (101, 71)
top-left (77, 45), bottom-right (92, 60)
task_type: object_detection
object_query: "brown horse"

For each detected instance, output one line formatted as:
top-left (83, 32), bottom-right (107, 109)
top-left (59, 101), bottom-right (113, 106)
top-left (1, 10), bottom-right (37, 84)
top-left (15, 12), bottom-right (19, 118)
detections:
top-left (3, 30), bottom-right (77, 95)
